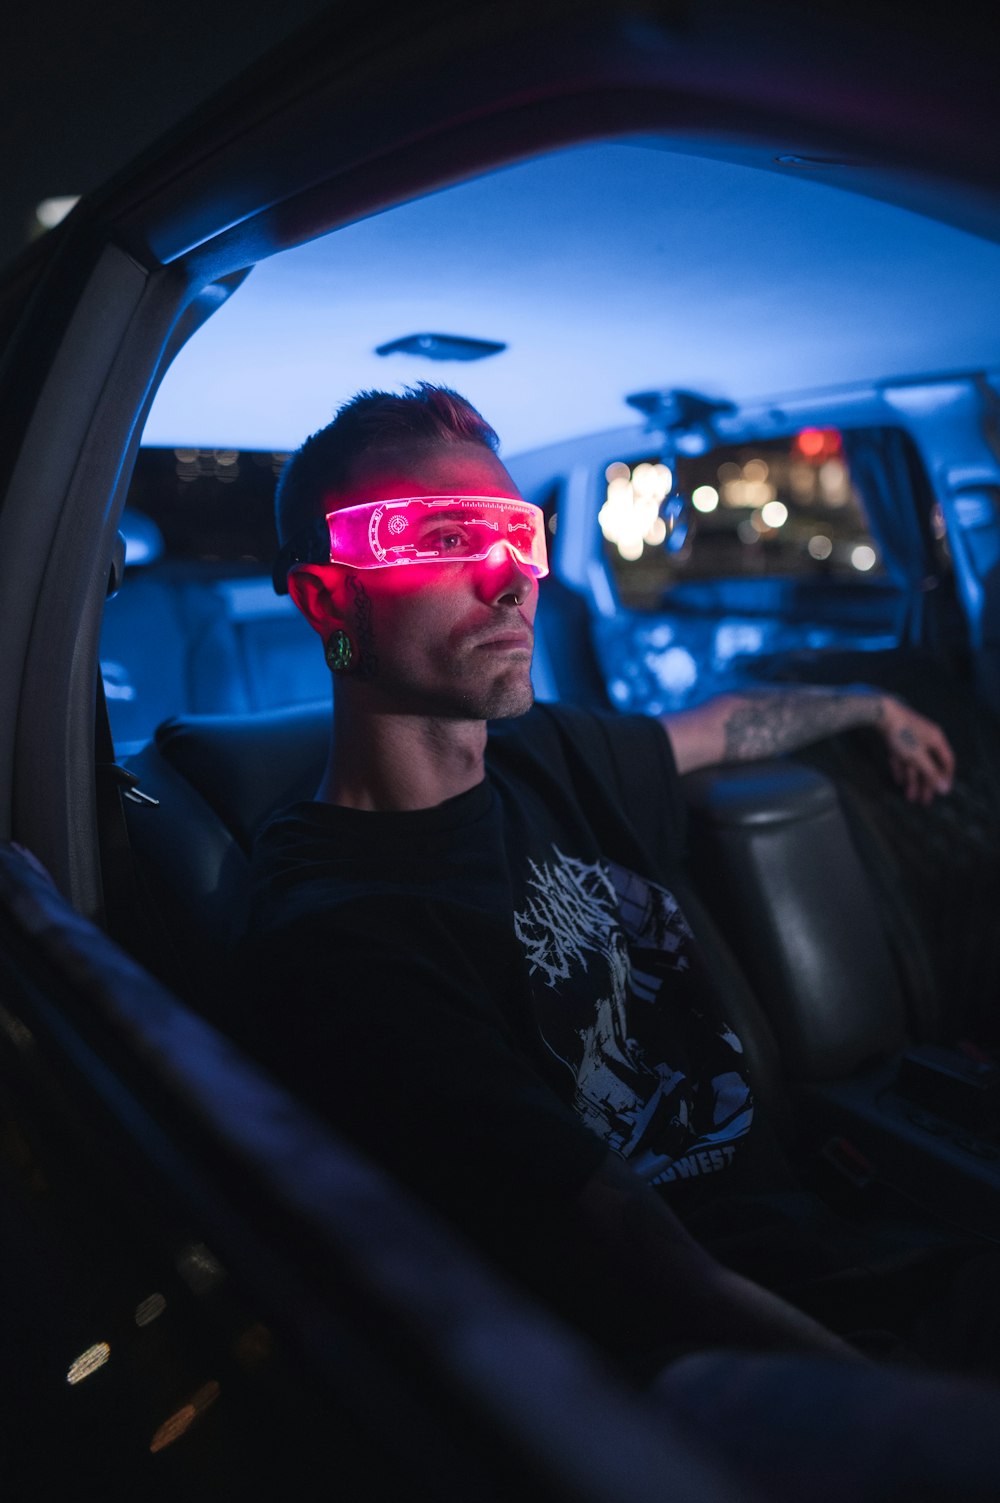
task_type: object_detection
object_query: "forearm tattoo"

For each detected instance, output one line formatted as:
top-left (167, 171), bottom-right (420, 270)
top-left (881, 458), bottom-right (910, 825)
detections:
top-left (346, 574), bottom-right (378, 681)
top-left (722, 687), bottom-right (882, 761)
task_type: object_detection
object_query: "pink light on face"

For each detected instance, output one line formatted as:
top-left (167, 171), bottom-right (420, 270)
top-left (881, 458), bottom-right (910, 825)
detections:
top-left (487, 539), bottom-right (522, 566)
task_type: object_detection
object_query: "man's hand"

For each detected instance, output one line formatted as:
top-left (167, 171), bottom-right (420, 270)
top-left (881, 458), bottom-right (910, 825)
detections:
top-left (877, 696), bottom-right (955, 804)
top-left (664, 685), bottom-right (956, 800)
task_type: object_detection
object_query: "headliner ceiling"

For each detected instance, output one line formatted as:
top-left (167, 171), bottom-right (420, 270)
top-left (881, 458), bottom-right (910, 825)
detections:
top-left (144, 139), bottom-right (1000, 458)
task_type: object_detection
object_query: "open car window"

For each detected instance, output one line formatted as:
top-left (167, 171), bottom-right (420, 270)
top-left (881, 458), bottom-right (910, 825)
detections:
top-left (100, 130), bottom-right (1000, 743)
top-left (584, 425), bottom-right (934, 713)
top-left (601, 430), bottom-right (886, 605)
top-left (100, 447), bottom-right (326, 752)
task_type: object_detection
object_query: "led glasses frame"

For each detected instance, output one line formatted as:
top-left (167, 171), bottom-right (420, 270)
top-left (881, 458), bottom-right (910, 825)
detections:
top-left (326, 495), bottom-right (549, 575)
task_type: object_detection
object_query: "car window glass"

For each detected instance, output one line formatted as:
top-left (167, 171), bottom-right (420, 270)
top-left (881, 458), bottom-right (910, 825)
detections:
top-left (600, 430), bottom-right (885, 613)
top-left (125, 447), bottom-right (287, 563)
top-left (99, 447), bottom-right (329, 753)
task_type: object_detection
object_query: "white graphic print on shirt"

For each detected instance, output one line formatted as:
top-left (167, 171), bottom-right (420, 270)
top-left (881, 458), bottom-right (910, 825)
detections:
top-left (513, 847), bottom-right (752, 1187)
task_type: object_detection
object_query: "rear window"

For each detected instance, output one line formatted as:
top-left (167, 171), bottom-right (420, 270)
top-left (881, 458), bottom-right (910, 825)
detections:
top-left (103, 447), bottom-right (320, 753)
top-left (125, 447), bottom-right (287, 563)
top-left (599, 429), bottom-right (884, 611)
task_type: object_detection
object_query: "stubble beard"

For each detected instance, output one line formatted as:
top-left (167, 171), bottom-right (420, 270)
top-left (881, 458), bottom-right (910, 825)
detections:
top-left (348, 574), bottom-right (535, 721)
top-left (363, 660), bottom-right (534, 722)
top-left (466, 673), bottom-right (535, 721)
top-left (424, 633), bottom-right (536, 720)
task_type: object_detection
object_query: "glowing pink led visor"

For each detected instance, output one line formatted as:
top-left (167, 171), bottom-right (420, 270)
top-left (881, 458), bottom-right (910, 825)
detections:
top-left (325, 496), bottom-right (549, 576)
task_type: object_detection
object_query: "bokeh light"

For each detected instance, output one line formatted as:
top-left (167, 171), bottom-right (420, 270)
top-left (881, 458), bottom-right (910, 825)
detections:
top-left (67, 1342), bottom-right (110, 1385)
top-left (599, 460), bottom-right (673, 559)
top-left (135, 1294), bottom-right (167, 1327)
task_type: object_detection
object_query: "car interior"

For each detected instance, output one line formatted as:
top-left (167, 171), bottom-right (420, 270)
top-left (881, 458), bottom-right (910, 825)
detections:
top-left (2, 4), bottom-right (1000, 1495)
top-left (99, 135), bottom-right (1000, 1243)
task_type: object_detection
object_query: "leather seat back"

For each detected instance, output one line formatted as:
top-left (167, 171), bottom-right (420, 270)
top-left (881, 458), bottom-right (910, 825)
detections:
top-left (682, 760), bottom-right (906, 1081)
top-left (122, 702), bottom-right (330, 1011)
top-left (151, 700), bottom-right (330, 850)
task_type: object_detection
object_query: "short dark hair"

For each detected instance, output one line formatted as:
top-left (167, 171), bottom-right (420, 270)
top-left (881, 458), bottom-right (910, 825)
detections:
top-left (275, 383), bottom-right (500, 553)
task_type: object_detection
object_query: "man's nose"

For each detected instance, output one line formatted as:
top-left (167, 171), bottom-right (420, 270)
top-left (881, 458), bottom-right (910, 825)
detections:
top-left (478, 541), bottom-right (536, 606)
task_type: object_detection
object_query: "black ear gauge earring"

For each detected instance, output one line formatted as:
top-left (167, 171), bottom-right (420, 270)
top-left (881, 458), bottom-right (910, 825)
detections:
top-left (325, 629), bottom-right (354, 672)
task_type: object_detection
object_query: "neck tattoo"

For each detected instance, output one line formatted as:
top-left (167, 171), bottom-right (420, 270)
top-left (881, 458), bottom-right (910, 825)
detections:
top-left (347, 574), bottom-right (378, 681)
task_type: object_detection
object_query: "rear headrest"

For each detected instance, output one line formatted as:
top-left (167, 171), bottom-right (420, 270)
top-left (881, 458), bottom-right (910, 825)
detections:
top-left (120, 507), bottom-right (165, 568)
top-left (155, 700), bottom-right (330, 851)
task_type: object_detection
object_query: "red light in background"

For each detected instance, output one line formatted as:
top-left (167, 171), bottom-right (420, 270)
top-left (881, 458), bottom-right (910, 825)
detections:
top-left (794, 428), bottom-right (842, 462)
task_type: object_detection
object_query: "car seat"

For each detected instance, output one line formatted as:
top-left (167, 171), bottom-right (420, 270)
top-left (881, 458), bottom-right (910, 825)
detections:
top-left (100, 509), bottom-right (331, 752)
top-left (762, 646), bottom-right (1000, 1050)
top-left (120, 702), bottom-right (330, 1009)
top-left (682, 757), bottom-right (1000, 1241)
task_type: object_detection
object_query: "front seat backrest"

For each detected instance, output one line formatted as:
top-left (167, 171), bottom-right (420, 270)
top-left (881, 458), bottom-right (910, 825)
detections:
top-left (152, 700), bottom-right (331, 850)
top-left (682, 760), bottom-right (906, 1081)
top-left (121, 702), bottom-right (330, 1014)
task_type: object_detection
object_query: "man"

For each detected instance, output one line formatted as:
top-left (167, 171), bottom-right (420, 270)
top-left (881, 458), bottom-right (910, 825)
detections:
top-left (244, 382), bottom-right (954, 1373)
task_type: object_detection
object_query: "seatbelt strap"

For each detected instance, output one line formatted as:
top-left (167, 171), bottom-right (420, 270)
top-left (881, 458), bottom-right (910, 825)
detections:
top-left (93, 670), bottom-right (164, 964)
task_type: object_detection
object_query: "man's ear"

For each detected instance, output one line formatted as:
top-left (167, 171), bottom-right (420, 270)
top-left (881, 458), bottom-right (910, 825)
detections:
top-left (286, 564), bottom-right (347, 639)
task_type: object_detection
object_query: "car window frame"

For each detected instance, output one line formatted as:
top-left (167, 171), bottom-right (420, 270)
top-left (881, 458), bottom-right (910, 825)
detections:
top-left (2, 0), bottom-right (999, 909)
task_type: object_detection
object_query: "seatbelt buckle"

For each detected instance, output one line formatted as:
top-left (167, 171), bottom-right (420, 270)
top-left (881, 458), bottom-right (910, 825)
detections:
top-left (100, 761), bottom-right (161, 807)
top-left (812, 1136), bottom-right (884, 1220)
top-left (123, 784), bottom-right (160, 807)
top-left (819, 1135), bottom-right (878, 1193)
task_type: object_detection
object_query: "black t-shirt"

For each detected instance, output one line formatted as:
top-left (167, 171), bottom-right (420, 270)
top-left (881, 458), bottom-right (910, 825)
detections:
top-left (241, 704), bottom-right (753, 1249)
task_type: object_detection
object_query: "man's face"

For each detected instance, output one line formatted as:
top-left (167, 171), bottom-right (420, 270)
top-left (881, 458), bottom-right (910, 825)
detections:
top-left (321, 443), bottom-right (539, 721)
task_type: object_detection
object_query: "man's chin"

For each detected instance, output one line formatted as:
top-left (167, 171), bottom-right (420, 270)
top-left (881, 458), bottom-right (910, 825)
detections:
top-left (358, 668), bottom-right (534, 721)
top-left (483, 681), bottom-right (535, 721)
top-left (443, 669), bottom-right (535, 722)
top-left (442, 673), bottom-right (534, 722)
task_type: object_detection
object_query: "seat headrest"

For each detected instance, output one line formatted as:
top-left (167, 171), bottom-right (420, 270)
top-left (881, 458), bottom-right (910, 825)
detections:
top-left (120, 507), bottom-right (165, 567)
top-left (155, 701), bottom-right (330, 851)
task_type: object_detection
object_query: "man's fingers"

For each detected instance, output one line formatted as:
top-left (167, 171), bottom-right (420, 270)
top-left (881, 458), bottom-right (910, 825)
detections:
top-left (890, 744), bottom-right (939, 803)
top-left (927, 728), bottom-right (956, 786)
top-left (915, 733), bottom-right (954, 795)
top-left (889, 754), bottom-right (918, 802)
top-left (885, 702), bottom-right (955, 798)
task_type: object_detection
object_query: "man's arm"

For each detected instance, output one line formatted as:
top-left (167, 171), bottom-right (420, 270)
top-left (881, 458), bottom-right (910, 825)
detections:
top-left (663, 686), bottom-right (955, 803)
top-left (573, 1151), bottom-right (859, 1365)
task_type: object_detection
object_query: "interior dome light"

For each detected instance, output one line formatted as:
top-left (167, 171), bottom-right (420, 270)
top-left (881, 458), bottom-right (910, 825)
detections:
top-left (375, 333), bottom-right (506, 362)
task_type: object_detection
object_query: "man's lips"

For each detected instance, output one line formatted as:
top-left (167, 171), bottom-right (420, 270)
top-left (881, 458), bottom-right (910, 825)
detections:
top-left (458, 611), bottom-right (534, 653)
top-left (473, 631), bottom-right (534, 652)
